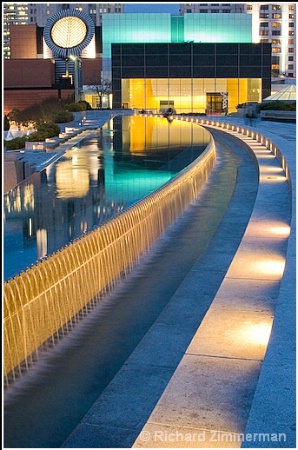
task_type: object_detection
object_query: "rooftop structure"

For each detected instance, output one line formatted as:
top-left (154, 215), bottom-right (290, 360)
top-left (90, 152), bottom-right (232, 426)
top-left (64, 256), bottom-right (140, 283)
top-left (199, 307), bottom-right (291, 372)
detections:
top-left (263, 84), bottom-right (296, 101)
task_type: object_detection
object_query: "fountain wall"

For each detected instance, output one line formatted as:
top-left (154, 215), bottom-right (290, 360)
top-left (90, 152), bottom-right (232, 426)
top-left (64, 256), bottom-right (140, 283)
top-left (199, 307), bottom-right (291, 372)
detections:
top-left (4, 135), bottom-right (216, 380)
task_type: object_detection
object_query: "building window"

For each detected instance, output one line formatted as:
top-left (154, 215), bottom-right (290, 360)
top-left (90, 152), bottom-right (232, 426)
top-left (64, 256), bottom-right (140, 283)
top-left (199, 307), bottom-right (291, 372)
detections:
top-left (246, 5), bottom-right (252, 11)
top-left (288, 48), bottom-right (294, 52)
top-left (260, 5), bottom-right (269, 10)
top-left (289, 5), bottom-right (295, 10)
top-left (288, 65), bottom-right (294, 70)
top-left (272, 47), bottom-right (281, 53)
top-left (272, 13), bottom-right (281, 19)
top-left (288, 56), bottom-right (294, 61)
top-left (271, 22), bottom-right (281, 27)
top-left (288, 39), bottom-right (294, 44)
top-left (272, 30), bottom-right (281, 36)
top-left (288, 73), bottom-right (293, 77)
top-left (289, 22), bottom-right (295, 27)
top-left (272, 5), bottom-right (281, 10)
top-left (272, 39), bottom-right (281, 44)
top-left (260, 22), bottom-right (269, 27)
top-left (289, 14), bottom-right (294, 19)
top-left (260, 39), bottom-right (269, 43)
top-left (289, 31), bottom-right (294, 36)
top-left (259, 13), bottom-right (269, 18)
top-left (260, 30), bottom-right (269, 36)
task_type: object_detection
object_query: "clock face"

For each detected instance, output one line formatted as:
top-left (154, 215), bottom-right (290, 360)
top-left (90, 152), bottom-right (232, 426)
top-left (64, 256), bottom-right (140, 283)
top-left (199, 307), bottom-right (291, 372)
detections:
top-left (51, 16), bottom-right (87, 49)
top-left (43, 9), bottom-right (95, 58)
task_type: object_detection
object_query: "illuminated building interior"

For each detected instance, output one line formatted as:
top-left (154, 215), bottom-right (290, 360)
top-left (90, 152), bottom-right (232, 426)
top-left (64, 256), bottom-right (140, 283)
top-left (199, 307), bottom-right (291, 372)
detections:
top-left (121, 78), bottom-right (262, 114)
top-left (112, 41), bottom-right (270, 113)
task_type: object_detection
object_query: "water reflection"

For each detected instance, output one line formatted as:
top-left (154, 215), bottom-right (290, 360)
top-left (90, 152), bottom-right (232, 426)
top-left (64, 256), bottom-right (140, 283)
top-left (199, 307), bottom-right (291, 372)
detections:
top-left (4, 116), bottom-right (210, 281)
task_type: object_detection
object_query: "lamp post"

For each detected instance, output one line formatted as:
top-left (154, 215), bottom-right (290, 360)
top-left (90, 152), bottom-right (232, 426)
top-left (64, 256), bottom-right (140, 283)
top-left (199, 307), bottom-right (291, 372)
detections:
top-left (69, 55), bottom-right (82, 102)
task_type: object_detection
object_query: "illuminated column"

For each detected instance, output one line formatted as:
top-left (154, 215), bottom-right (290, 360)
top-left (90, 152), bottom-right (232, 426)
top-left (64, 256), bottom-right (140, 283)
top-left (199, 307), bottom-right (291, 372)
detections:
top-left (70, 55), bottom-right (82, 102)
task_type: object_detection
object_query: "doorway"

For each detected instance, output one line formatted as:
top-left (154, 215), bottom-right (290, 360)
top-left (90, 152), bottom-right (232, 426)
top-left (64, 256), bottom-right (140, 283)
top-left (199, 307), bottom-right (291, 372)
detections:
top-left (206, 93), bottom-right (228, 115)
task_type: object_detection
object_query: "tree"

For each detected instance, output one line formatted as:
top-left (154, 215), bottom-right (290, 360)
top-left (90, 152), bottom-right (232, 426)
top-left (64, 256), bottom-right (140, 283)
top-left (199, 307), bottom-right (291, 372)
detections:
top-left (88, 78), bottom-right (112, 109)
top-left (4, 114), bottom-right (10, 131)
top-left (7, 108), bottom-right (21, 125)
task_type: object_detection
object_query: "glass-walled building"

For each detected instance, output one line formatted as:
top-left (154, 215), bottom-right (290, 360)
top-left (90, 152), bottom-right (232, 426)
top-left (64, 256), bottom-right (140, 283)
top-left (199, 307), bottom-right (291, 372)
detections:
top-left (112, 42), bottom-right (271, 114)
top-left (103, 13), bottom-right (271, 113)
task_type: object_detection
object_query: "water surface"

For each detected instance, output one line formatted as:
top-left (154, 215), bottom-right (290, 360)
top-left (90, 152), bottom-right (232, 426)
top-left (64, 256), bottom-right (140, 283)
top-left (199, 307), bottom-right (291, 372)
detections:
top-left (4, 115), bottom-right (210, 281)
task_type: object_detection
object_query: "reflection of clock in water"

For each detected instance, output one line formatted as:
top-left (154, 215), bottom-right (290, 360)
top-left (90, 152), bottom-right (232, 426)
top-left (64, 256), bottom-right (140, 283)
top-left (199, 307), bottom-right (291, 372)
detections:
top-left (43, 9), bottom-right (95, 57)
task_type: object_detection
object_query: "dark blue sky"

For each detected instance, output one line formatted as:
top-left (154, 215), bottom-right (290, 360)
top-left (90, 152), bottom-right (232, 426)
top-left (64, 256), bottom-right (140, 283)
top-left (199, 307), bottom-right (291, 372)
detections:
top-left (123, 3), bottom-right (180, 14)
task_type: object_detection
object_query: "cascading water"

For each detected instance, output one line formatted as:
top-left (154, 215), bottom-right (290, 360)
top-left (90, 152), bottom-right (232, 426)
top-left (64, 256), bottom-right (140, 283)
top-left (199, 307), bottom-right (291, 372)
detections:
top-left (3, 116), bottom-right (216, 386)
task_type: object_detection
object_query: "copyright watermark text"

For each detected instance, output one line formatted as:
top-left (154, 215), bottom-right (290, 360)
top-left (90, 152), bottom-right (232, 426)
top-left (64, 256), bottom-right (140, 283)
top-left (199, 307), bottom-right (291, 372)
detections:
top-left (139, 429), bottom-right (287, 445)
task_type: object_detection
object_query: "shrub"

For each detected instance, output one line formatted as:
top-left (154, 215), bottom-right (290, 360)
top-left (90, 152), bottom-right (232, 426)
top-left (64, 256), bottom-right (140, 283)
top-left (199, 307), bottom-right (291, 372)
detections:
top-left (36, 122), bottom-right (60, 135)
top-left (4, 136), bottom-right (27, 150)
top-left (78, 100), bottom-right (92, 110)
top-left (257, 101), bottom-right (296, 112)
top-left (65, 100), bottom-right (92, 112)
top-left (27, 131), bottom-right (49, 141)
top-left (27, 122), bottom-right (60, 141)
top-left (53, 111), bottom-right (74, 123)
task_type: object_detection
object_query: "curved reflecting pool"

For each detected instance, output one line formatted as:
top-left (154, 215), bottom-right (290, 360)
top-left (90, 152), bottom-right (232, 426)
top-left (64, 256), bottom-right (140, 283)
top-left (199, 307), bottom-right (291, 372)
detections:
top-left (4, 115), bottom-right (210, 281)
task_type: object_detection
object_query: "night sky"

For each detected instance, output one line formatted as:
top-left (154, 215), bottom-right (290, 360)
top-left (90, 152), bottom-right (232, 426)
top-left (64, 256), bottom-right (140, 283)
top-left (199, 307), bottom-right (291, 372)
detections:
top-left (123, 3), bottom-right (181, 14)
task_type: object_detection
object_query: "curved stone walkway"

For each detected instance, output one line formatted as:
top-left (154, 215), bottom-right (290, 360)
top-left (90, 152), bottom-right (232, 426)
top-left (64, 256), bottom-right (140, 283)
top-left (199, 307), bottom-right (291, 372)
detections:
top-left (61, 118), bottom-right (295, 448)
top-left (132, 121), bottom-right (294, 448)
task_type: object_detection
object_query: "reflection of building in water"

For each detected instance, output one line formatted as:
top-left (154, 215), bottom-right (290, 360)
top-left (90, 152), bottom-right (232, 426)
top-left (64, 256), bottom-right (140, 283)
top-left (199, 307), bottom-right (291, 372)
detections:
top-left (4, 117), bottom-right (210, 280)
top-left (120, 115), bottom-right (209, 154)
top-left (4, 136), bottom-right (111, 268)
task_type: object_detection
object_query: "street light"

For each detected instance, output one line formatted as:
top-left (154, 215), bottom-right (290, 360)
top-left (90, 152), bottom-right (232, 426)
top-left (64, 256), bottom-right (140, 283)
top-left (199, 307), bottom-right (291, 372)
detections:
top-left (69, 55), bottom-right (82, 102)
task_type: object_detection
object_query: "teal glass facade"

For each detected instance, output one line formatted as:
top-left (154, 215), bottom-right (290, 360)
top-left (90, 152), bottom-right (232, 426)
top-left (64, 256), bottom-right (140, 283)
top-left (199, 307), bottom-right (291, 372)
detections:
top-left (102, 13), bottom-right (252, 78)
top-left (102, 13), bottom-right (252, 58)
top-left (102, 13), bottom-right (172, 75)
top-left (184, 13), bottom-right (252, 43)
